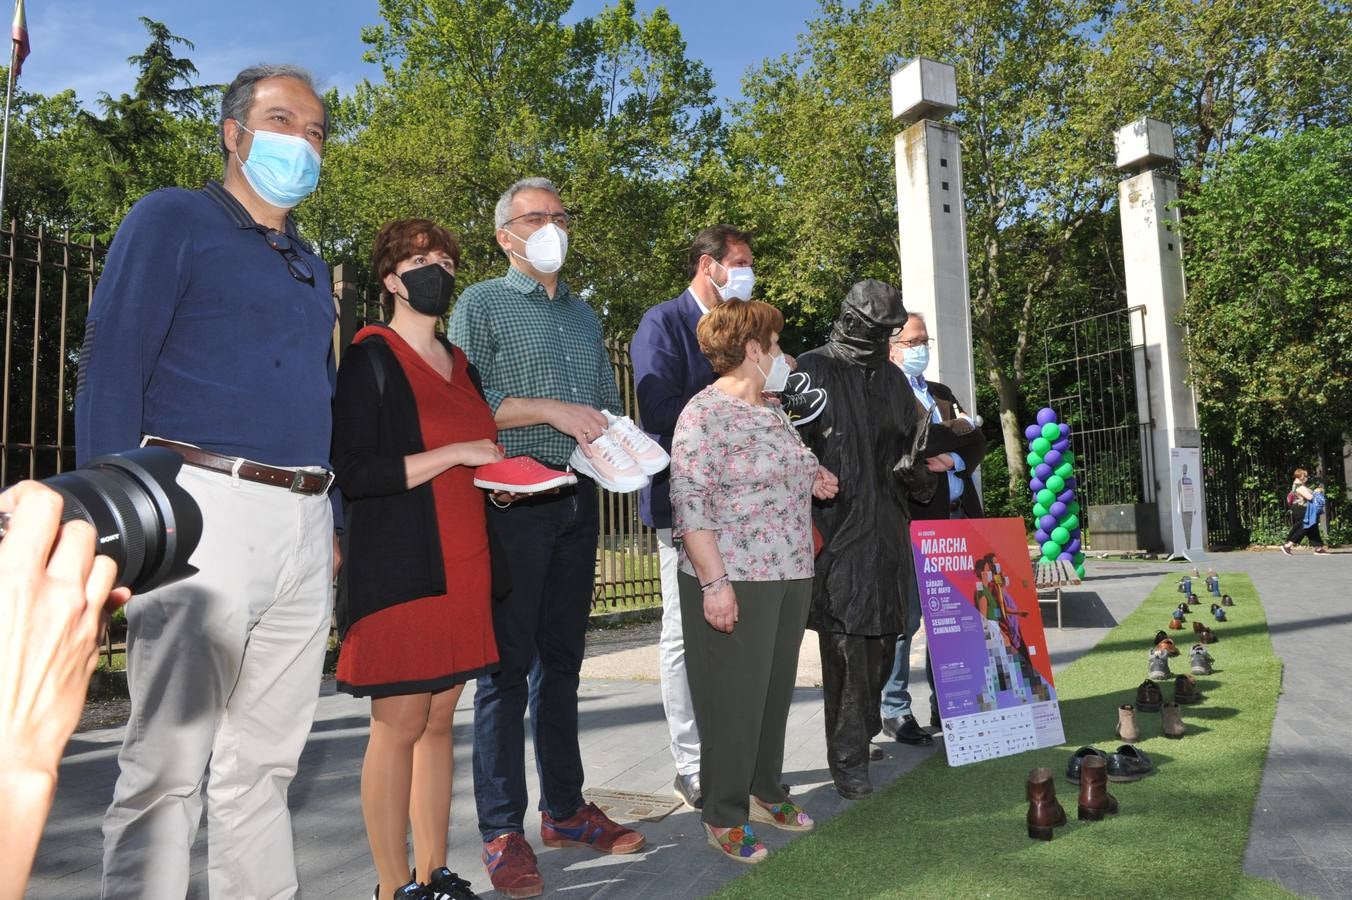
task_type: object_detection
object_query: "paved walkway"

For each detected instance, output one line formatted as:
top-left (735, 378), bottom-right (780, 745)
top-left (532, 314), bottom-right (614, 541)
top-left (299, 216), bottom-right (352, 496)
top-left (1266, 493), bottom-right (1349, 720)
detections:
top-left (27, 550), bottom-right (1351, 898)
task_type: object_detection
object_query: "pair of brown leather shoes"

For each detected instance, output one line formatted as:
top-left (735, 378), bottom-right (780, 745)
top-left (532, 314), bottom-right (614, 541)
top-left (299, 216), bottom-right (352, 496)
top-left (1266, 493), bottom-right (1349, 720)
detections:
top-left (1026, 767), bottom-right (1068, 840)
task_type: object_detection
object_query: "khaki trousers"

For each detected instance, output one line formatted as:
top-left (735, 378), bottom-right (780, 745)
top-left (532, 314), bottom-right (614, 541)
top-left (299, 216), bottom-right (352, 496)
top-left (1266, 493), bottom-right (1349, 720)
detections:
top-left (101, 464), bottom-right (333, 900)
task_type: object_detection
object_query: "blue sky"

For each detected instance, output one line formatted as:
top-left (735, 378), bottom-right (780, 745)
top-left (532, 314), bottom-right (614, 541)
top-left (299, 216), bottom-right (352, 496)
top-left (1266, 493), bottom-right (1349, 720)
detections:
top-left (20, 1), bottom-right (828, 109)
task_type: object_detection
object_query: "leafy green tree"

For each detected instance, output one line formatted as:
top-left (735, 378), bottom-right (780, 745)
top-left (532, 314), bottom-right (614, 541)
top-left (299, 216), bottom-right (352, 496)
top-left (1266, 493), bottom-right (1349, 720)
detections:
top-left (1179, 126), bottom-right (1352, 445)
top-left (304, 0), bottom-right (720, 334)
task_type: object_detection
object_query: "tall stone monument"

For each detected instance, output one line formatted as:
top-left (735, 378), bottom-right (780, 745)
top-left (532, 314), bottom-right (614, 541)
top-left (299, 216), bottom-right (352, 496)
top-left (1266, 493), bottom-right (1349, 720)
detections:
top-left (890, 58), bottom-right (980, 435)
top-left (1115, 117), bottom-right (1206, 558)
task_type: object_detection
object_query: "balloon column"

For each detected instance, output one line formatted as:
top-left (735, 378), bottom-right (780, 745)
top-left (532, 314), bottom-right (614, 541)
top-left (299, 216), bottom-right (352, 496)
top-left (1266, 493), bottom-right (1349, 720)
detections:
top-left (1025, 407), bottom-right (1086, 579)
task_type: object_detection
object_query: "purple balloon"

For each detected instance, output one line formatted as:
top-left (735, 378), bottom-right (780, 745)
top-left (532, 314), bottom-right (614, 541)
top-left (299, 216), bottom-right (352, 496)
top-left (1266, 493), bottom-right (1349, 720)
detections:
top-left (1057, 551), bottom-right (1073, 562)
top-left (1034, 528), bottom-right (1050, 544)
top-left (1049, 501), bottom-right (1068, 518)
top-left (1057, 489), bottom-right (1075, 504)
top-left (1052, 438), bottom-right (1070, 452)
top-left (1030, 478), bottom-right (1046, 492)
top-left (1034, 463), bottom-right (1052, 479)
top-left (1024, 424), bottom-right (1040, 441)
top-left (1043, 449), bottom-right (1063, 466)
top-left (1059, 423), bottom-right (1070, 436)
top-left (1065, 476), bottom-right (1078, 490)
top-left (1039, 514), bottom-right (1058, 532)
top-left (1036, 407), bottom-right (1058, 426)
top-left (1066, 538), bottom-right (1081, 554)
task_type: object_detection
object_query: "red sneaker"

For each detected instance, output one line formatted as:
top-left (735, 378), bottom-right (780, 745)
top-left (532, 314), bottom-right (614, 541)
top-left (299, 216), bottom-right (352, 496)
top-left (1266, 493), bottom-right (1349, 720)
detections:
top-left (540, 802), bottom-right (646, 854)
top-left (473, 457), bottom-right (577, 494)
top-left (481, 832), bottom-right (543, 899)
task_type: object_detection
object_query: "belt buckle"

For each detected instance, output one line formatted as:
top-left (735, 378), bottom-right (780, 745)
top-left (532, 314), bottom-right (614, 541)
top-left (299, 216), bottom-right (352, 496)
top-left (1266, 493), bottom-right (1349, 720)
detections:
top-left (289, 469), bottom-right (335, 495)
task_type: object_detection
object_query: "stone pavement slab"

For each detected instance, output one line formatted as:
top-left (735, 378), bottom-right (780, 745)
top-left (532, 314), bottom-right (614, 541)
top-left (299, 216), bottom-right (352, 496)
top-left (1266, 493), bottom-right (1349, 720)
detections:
top-left (25, 553), bottom-right (1349, 898)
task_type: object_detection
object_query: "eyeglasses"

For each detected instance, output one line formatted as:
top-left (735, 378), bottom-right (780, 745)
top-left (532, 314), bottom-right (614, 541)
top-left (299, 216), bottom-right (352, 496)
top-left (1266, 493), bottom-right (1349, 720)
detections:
top-left (504, 210), bottom-right (572, 231)
top-left (892, 337), bottom-right (934, 349)
top-left (257, 227), bottom-right (315, 286)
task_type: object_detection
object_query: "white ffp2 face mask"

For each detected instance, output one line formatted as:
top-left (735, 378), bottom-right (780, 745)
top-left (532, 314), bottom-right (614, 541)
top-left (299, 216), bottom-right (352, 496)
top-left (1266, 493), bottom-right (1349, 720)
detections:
top-left (509, 223), bottom-right (569, 274)
top-left (758, 350), bottom-right (791, 393)
top-left (709, 259), bottom-right (755, 301)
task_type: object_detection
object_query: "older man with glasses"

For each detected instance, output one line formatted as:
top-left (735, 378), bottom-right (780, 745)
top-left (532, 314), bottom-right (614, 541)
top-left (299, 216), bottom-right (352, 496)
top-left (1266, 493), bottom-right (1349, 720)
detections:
top-left (878, 312), bottom-right (988, 747)
top-left (76, 64), bottom-right (340, 899)
top-left (449, 177), bottom-right (643, 899)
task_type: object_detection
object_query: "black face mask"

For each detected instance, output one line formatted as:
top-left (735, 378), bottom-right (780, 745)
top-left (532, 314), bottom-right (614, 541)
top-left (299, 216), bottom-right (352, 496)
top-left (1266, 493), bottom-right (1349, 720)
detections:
top-left (399, 263), bottom-right (456, 317)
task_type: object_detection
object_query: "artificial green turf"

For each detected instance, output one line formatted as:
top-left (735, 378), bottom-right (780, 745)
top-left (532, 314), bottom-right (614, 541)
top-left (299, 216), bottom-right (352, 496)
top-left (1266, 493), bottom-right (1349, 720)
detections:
top-left (714, 574), bottom-right (1291, 900)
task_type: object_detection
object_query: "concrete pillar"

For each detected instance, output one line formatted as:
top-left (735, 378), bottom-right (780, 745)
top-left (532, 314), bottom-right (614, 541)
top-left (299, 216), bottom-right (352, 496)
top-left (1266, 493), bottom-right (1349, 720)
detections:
top-left (891, 59), bottom-right (980, 434)
top-left (1115, 117), bottom-right (1206, 556)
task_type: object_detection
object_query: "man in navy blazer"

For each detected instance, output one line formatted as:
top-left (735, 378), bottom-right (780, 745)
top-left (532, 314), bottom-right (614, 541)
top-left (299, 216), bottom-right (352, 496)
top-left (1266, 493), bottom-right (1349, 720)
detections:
top-left (630, 225), bottom-right (754, 811)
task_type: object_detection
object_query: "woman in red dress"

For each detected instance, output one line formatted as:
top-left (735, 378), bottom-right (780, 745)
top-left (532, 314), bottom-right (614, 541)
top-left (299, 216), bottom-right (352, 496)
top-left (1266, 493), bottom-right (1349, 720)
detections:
top-left (332, 219), bottom-right (502, 900)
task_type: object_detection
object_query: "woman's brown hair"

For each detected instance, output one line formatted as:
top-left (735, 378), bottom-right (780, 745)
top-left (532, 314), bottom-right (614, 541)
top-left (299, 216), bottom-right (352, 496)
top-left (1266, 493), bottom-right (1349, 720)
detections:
top-left (696, 300), bottom-right (785, 374)
top-left (371, 219), bottom-right (461, 318)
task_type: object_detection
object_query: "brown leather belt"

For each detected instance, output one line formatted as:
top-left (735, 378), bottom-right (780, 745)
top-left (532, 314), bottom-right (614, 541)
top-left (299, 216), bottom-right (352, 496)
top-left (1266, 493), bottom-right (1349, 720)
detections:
top-left (144, 438), bottom-right (333, 496)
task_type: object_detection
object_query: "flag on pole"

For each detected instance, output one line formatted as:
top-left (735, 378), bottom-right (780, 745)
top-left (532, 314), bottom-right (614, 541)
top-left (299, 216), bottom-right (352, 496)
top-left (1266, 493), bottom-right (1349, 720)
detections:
top-left (11, 0), bottom-right (28, 79)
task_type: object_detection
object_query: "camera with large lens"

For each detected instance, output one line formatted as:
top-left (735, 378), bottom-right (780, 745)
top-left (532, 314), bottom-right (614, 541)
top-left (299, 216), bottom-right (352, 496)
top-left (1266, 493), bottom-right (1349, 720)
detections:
top-left (0, 447), bottom-right (202, 594)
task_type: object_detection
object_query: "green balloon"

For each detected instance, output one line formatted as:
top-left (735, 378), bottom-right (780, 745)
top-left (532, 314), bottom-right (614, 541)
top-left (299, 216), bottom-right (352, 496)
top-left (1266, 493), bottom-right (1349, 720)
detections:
top-left (1063, 513), bottom-right (1080, 532)
top-left (1062, 450), bottom-right (1075, 465)
top-left (1033, 503), bottom-right (1049, 518)
top-left (1046, 474), bottom-right (1066, 493)
top-left (1041, 422), bottom-right (1061, 440)
top-left (1051, 526), bottom-right (1070, 545)
top-left (1041, 540), bottom-right (1062, 559)
top-left (1036, 489), bottom-right (1055, 507)
top-left (1026, 451), bottom-right (1043, 467)
top-left (1054, 461), bottom-right (1074, 479)
top-left (1067, 500), bottom-right (1081, 517)
top-left (1032, 437), bottom-right (1052, 455)
top-left (1073, 551), bottom-right (1085, 565)
top-left (1074, 563), bottom-right (1086, 578)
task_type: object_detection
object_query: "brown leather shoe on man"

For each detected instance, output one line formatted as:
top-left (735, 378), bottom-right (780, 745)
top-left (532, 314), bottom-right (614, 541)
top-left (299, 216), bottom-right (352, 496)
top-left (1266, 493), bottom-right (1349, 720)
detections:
top-left (482, 832), bottom-right (544, 899)
top-left (1076, 756), bottom-right (1120, 821)
top-left (541, 802), bottom-right (646, 854)
top-left (1026, 767), bottom-right (1068, 840)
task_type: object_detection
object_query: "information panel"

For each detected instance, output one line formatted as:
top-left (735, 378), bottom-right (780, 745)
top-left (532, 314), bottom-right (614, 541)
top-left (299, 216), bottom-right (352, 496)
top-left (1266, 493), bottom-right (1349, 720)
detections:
top-left (909, 517), bottom-right (1065, 766)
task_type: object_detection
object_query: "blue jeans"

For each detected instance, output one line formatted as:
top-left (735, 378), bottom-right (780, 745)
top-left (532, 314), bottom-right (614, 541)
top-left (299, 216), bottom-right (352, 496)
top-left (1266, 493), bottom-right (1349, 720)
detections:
top-left (881, 543), bottom-right (937, 722)
top-left (473, 482), bottom-right (599, 841)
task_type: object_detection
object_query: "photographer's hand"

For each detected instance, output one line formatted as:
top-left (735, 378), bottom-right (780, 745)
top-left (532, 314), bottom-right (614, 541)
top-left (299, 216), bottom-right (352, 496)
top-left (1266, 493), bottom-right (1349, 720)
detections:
top-left (0, 481), bottom-right (129, 899)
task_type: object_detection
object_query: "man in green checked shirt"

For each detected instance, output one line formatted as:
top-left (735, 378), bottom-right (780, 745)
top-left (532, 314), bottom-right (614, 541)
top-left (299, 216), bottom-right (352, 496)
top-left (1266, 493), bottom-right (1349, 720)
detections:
top-left (448, 177), bottom-right (644, 899)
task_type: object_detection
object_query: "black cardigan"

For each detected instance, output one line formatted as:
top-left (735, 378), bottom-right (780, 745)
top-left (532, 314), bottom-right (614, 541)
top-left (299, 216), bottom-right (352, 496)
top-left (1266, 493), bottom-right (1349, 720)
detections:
top-left (331, 329), bottom-right (497, 636)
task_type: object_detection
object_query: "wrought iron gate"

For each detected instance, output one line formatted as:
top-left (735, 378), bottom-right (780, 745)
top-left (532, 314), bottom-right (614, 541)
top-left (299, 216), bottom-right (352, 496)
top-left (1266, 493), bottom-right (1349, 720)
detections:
top-left (1042, 305), bottom-right (1155, 511)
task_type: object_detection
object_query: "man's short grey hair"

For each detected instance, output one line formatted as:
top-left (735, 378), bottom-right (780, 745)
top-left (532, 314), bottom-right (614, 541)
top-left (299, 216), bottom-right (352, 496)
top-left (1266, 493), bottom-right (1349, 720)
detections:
top-left (494, 177), bottom-right (561, 229)
top-left (891, 312), bottom-right (925, 340)
top-left (219, 64), bottom-right (327, 158)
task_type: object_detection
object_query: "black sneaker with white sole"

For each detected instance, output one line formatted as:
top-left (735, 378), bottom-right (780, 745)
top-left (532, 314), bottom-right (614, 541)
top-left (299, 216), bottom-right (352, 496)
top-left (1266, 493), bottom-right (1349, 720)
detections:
top-left (425, 867), bottom-right (484, 900)
top-left (782, 386), bottom-right (827, 427)
top-left (785, 370), bottom-right (813, 395)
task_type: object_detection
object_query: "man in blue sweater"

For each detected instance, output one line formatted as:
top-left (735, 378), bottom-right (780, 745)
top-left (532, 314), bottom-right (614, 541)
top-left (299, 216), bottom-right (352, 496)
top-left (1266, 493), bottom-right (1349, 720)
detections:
top-left (629, 225), bottom-right (753, 810)
top-left (75, 65), bottom-right (337, 899)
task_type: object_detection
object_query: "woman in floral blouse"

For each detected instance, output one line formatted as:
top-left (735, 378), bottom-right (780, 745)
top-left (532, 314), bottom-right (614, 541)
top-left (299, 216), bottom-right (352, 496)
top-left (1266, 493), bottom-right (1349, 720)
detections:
top-left (670, 300), bottom-right (839, 863)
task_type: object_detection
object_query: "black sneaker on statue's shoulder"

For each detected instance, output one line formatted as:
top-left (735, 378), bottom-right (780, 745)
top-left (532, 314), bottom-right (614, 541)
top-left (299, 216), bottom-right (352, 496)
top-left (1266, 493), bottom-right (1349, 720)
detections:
top-left (782, 387), bottom-right (828, 427)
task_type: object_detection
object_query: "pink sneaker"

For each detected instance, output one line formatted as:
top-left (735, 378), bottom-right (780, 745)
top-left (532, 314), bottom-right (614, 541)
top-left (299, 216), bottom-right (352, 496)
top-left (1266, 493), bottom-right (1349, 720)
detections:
top-left (474, 457), bottom-right (577, 493)
top-left (602, 410), bottom-right (669, 475)
top-left (569, 433), bottom-right (648, 493)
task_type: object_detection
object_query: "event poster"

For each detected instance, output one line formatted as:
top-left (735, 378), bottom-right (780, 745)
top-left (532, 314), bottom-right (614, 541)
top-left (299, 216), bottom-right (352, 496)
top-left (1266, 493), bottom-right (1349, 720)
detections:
top-left (909, 517), bottom-right (1065, 767)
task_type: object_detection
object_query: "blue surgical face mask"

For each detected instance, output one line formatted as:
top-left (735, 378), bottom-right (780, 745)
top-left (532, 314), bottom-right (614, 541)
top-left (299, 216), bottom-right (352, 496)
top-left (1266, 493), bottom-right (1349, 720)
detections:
top-left (237, 125), bottom-right (322, 209)
top-left (900, 344), bottom-right (930, 376)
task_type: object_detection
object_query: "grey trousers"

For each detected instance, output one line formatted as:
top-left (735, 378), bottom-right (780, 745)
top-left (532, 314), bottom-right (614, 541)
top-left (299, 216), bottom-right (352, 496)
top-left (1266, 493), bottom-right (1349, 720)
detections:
top-left (678, 572), bottom-right (812, 828)
top-left (101, 464), bottom-right (333, 900)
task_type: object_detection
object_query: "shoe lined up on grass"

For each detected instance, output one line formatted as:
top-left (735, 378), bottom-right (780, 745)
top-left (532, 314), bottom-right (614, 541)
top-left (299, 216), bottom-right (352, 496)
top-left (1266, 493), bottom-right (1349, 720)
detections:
top-left (1136, 679), bottom-right (1164, 712)
top-left (473, 456), bottom-right (577, 493)
top-left (1147, 648), bottom-right (1172, 681)
top-left (1190, 643), bottom-right (1215, 675)
top-left (1076, 756), bottom-right (1121, 819)
top-left (1026, 767), bottom-right (1068, 841)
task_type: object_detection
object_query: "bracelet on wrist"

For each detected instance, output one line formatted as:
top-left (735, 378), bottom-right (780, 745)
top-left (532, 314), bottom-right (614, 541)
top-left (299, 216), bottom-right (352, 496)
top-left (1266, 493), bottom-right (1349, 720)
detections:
top-left (701, 574), bottom-right (730, 593)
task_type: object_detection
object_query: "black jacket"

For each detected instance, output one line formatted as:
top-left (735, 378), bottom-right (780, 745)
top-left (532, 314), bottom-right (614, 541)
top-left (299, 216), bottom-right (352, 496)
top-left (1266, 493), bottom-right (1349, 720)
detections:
top-left (331, 329), bottom-right (496, 636)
